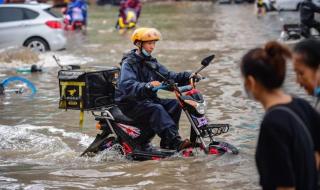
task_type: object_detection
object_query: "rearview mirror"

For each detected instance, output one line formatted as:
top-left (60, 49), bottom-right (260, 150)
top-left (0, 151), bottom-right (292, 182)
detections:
top-left (201, 54), bottom-right (215, 67)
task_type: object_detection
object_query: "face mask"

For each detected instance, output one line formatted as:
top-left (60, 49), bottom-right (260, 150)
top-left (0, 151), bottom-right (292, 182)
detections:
top-left (142, 48), bottom-right (151, 57)
top-left (314, 66), bottom-right (320, 97)
top-left (314, 87), bottom-right (320, 97)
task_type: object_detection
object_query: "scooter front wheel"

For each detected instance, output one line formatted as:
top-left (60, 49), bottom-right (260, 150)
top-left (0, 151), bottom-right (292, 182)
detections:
top-left (208, 141), bottom-right (239, 155)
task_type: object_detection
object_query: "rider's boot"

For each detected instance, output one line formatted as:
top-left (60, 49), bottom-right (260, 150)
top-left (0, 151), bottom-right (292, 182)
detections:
top-left (160, 129), bottom-right (181, 149)
top-left (159, 129), bottom-right (191, 151)
top-left (141, 141), bottom-right (154, 151)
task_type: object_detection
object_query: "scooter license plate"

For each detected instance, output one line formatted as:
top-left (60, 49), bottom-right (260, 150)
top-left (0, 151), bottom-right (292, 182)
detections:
top-left (196, 116), bottom-right (208, 128)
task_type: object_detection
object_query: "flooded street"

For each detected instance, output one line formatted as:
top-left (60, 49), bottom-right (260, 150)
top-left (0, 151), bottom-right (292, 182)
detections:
top-left (0, 2), bottom-right (309, 189)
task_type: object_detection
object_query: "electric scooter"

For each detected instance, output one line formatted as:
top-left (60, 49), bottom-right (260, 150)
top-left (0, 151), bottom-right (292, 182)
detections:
top-left (280, 24), bottom-right (320, 41)
top-left (81, 55), bottom-right (239, 161)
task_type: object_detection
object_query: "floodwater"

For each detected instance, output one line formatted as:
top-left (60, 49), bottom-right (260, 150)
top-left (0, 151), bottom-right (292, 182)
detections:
top-left (0, 2), bottom-right (310, 190)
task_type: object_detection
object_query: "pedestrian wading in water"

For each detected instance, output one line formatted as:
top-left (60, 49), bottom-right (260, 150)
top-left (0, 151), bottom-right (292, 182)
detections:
top-left (241, 41), bottom-right (320, 190)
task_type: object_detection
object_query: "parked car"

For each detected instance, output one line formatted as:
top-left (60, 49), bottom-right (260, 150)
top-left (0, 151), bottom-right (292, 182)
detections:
top-left (0, 3), bottom-right (66, 52)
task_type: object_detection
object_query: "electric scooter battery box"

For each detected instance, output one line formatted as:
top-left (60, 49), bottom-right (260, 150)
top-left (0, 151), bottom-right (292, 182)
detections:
top-left (58, 66), bottom-right (119, 110)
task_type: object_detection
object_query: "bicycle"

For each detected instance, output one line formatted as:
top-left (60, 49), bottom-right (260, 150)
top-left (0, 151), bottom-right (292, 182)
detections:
top-left (0, 76), bottom-right (36, 96)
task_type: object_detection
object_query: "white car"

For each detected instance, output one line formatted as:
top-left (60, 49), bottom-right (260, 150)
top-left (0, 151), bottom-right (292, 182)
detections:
top-left (0, 3), bottom-right (66, 52)
top-left (276, 0), bottom-right (320, 11)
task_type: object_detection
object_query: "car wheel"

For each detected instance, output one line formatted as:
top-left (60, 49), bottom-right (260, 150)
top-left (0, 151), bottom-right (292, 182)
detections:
top-left (24, 38), bottom-right (49, 53)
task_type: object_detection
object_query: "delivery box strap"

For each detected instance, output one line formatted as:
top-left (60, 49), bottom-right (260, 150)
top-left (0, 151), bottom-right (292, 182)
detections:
top-left (60, 81), bottom-right (86, 86)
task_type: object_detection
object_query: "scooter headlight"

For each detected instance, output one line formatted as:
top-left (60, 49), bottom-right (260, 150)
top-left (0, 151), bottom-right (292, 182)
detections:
top-left (184, 100), bottom-right (207, 114)
top-left (196, 101), bottom-right (207, 114)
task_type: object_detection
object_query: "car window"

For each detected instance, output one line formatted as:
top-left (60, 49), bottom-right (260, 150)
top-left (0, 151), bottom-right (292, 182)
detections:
top-left (44, 8), bottom-right (63, 18)
top-left (23, 8), bottom-right (39, 20)
top-left (0, 7), bottom-right (24, 22)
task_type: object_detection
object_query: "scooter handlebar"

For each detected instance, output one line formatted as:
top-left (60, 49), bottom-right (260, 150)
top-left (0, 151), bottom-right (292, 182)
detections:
top-left (178, 85), bottom-right (193, 93)
top-left (151, 84), bottom-right (170, 92)
top-left (151, 84), bottom-right (194, 93)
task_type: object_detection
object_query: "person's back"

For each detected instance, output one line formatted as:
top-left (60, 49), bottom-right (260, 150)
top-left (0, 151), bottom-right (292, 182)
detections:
top-left (257, 98), bottom-right (318, 190)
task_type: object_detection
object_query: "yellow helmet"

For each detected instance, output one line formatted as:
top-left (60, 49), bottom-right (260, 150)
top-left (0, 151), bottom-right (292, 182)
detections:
top-left (131, 27), bottom-right (161, 45)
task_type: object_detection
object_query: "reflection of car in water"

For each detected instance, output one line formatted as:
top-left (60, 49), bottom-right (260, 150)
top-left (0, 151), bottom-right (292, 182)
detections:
top-left (0, 3), bottom-right (66, 52)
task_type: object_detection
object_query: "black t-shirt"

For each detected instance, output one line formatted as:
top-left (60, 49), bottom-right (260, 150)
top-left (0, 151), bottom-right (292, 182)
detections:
top-left (256, 97), bottom-right (320, 190)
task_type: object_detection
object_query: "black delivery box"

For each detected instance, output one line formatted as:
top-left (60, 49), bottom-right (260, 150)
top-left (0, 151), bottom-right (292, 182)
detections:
top-left (58, 66), bottom-right (119, 110)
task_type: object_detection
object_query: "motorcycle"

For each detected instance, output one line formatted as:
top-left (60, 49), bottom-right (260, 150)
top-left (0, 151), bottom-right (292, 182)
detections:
top-left (81, 55), bottom-right (239, 161)
top-left (64, 17), bottom-right (85, 31)
top-left (62, 2), bottom-right (87, 31)
top-left (280, 23), bottom-right (320, 41)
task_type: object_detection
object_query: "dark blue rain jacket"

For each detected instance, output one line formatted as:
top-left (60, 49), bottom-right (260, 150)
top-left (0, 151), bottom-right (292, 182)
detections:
top-left (115, 49), bottom-right (191, 106)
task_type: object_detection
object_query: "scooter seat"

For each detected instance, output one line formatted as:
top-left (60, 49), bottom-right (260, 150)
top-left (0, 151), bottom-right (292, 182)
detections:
top-left (109, 106), bottom-right (136, 125)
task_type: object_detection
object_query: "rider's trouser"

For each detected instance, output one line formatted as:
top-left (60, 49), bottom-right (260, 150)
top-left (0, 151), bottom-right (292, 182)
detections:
top-left (301, 20), bottom-right (320, 38)
top-left (120, 99), bottom-right (182, 147)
